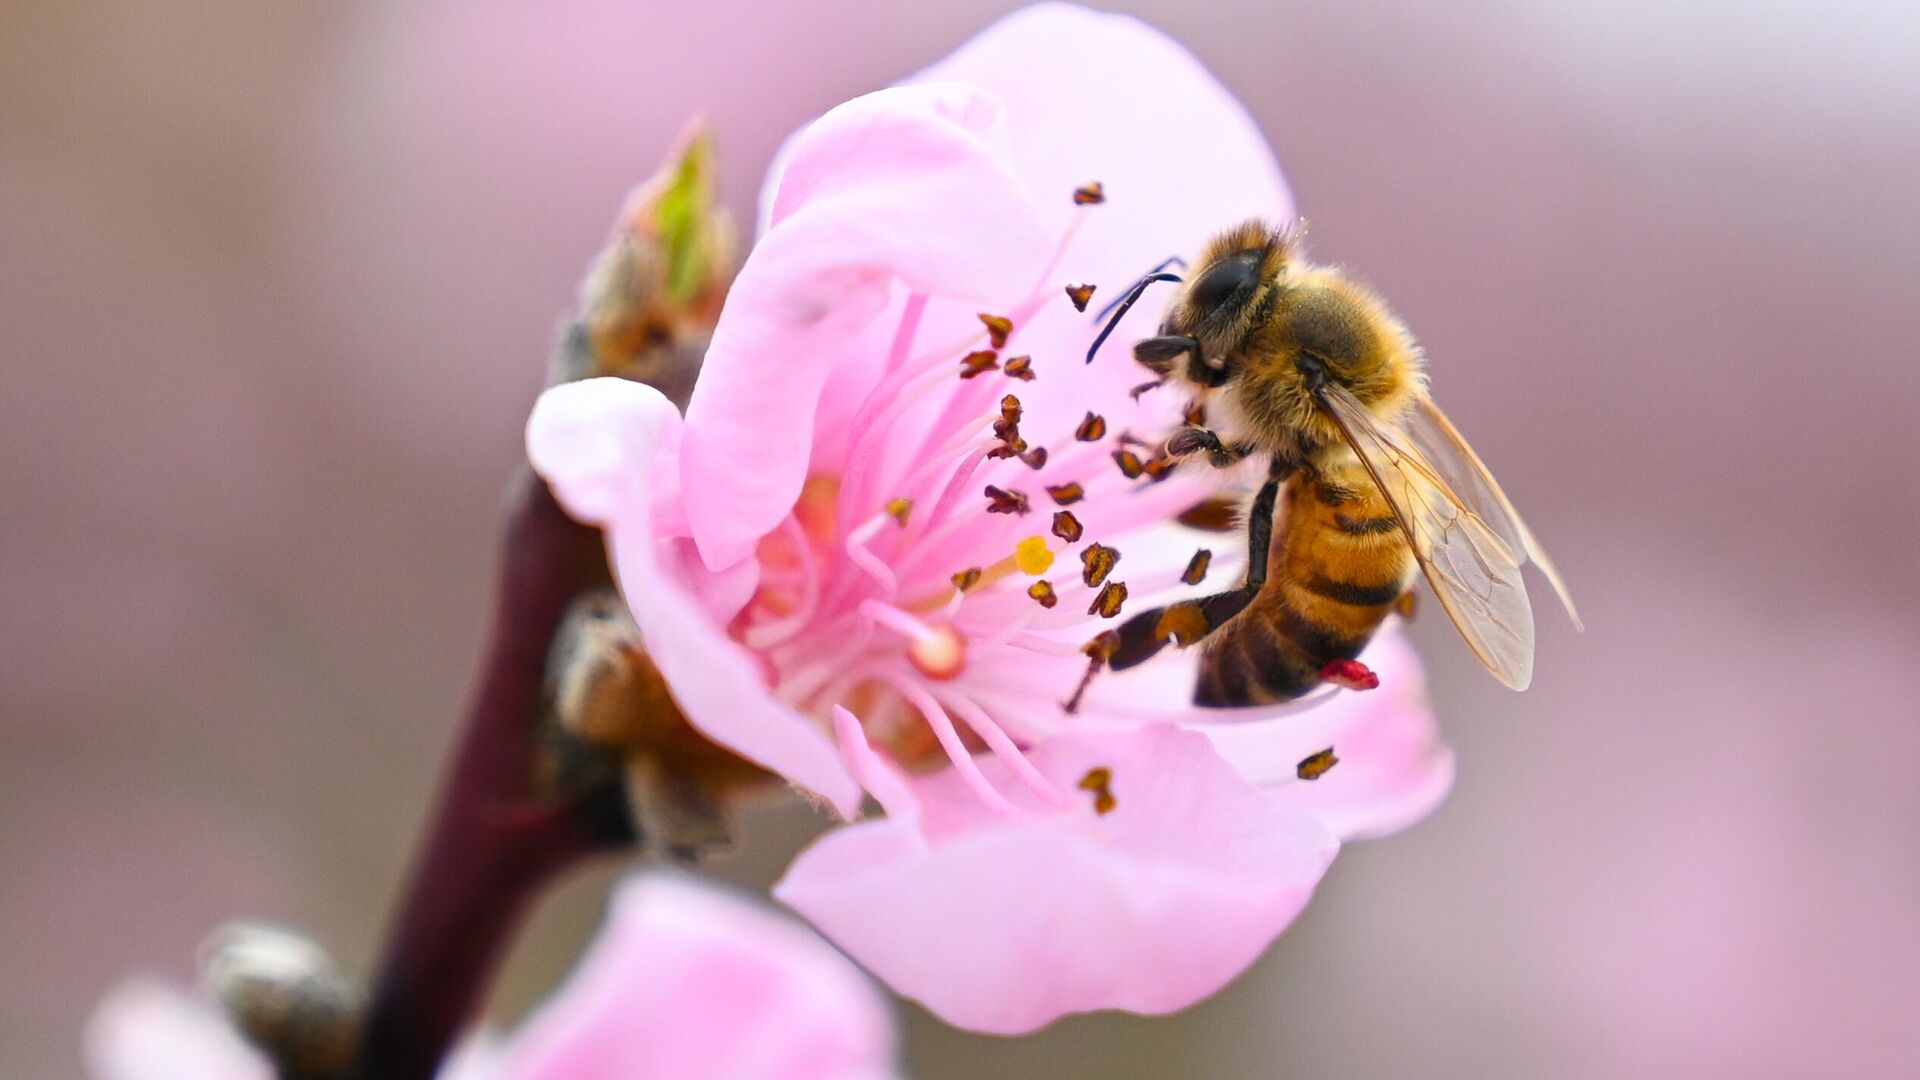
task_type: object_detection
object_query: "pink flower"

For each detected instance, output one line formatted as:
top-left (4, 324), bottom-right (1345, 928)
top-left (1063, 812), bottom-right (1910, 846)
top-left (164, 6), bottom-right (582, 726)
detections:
top-left (86, 873), bottom-right (900, 1080)
top-left (528, 3), bottom-right (1453, 1033)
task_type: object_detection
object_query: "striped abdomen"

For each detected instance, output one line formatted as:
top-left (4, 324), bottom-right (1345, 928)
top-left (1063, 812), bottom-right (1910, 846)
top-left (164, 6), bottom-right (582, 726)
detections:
top-left (1194, 459), bottom-right (1415, 705)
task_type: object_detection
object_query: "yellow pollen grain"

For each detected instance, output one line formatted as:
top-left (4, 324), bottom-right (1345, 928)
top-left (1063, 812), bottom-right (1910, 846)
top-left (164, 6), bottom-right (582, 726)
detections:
top-left (1014, 536), bottom-right (1054, 575)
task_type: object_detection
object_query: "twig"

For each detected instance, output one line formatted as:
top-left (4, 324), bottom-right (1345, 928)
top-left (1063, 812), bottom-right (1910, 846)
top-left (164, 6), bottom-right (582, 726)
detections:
top-left (353, 470), bottom-right (636, 1080)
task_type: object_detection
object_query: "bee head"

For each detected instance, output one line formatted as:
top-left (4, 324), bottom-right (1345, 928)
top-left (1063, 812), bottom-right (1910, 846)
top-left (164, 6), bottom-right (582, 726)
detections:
top-left (1163, 220), bottom-right (1294, 367)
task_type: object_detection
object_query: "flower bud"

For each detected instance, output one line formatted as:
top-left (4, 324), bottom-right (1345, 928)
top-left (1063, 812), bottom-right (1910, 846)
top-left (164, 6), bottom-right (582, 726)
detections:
top-left (200, 922), bottom-right (362, 1077)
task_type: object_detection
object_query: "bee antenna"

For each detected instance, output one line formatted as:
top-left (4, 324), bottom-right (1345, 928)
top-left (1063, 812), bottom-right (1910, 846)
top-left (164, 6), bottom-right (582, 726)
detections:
top-left (1085, 271), bottom-right (1182, 364)
top-left (1093, 256), bottom-right (1189, 323)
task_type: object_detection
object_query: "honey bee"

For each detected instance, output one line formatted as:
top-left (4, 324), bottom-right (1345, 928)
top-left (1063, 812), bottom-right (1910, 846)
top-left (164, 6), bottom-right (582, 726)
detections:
top-left (1090, 219), bottom-right (1579, 704)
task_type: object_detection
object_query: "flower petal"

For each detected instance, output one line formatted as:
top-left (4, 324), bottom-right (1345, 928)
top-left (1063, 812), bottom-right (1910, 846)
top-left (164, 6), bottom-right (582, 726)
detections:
top-left (527, 379), bottom-right (861, 815)
top-left (1201, 629), bottom-right (1455, 840)
top-left (681, 82), bottom-right (1056, 570)
top-left (911, 1), bottom-right (1294, 363)
top-left (498, 872), bottom-right (900, 1080)
top-left (776, 724), bottom-right (1337, 1034)
top-left (84, 979), bottom-right (271, 1080)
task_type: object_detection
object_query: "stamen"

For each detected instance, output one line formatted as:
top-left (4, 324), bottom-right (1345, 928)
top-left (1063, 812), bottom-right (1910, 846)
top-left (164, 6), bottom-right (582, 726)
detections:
top-left (1112, 449), bottom-right (1145, 479)
top-left (1027, 580), bottom-right (1058, 608)
top-left (1045, 482), bottom-right (1084, 506)
top-left (1002, 355), bottom-right (1035, 381)
top-left (987, 395), bottom-right (1027, 459)
top-left (1182, 549), bottom-right (1212, 585)
top-left (1088, 581), bottom-right (1128, 618)
top-left (886, 498), bottom-right (914, 527)
top-left (984, 485), bottom-right (1031, 515)
top-left (1020, 447), bottom-right (1048, 470)
top-left (959, 350), bottom-right (999, 379)
top-left (1063, 630), bottom-right (1120, 714)
top-left (1296, 747), bottom-right (1339, 781)
top-left (1064, 282), bottom-right (1096, 311)
top-left (937, 691), bottom-right (1073, 810)
top-left (1014, 536), bottom-right (1054, 575)
top-left (977, 313), bottom-right (1013, 349)
top-left (887, 675), bottom-right (1014, 813)
top-left (1077, 766), bottom-right (1117, 815)
top-left (843, 512), bottom-right (897, 596)
top-left (1075, 412), bottom-right (1107, 441)
top-left (1080, 543), bottom-right (1119, 587)
top-left (950, 567), bottom-right (983, 592)
top-left (1051, 511), bottom-right (1084, 543)
top-left (1321, 658), bottom-right (1380, 691)
top-left (1142, 454), bottom-right (1178, 483)
top-left (741, 516), bottom-right (823, 651)
top-left (1072, 181), bottom-right (1106, 205)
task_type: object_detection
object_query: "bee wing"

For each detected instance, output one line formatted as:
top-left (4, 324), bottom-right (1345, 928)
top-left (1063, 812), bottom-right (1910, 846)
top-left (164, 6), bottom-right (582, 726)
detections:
top-left (1318, 385), bottom-right (1536, 689)
top-left (1403, 397), bottom-right (1580, 628)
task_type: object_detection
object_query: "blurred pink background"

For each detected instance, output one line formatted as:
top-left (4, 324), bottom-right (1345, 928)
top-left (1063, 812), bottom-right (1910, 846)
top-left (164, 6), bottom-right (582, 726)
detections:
top-left (5, 1), bottom-right (1919, 1076)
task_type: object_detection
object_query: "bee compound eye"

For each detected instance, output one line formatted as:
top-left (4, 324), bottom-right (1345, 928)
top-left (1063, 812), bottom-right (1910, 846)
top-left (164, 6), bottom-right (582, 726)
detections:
top-left (1187, 250), bottom-right (1262, 312)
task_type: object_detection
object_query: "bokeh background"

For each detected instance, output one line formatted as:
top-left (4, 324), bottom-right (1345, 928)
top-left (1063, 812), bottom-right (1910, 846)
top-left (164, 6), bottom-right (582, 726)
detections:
top-left (6, 1), bottom-right (1919, 1076)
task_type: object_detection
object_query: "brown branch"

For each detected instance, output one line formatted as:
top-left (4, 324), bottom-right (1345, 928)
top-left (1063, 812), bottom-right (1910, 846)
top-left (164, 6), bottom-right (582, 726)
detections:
top-left (353, 470), bottom-right (636, 1080)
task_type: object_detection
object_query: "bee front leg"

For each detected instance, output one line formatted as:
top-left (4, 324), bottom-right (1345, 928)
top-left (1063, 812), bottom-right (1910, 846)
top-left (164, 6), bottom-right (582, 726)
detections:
top-left (1132, 335), bottom-right (1201, 375)
top-left (1165, 427), bottom-right (1253, 469)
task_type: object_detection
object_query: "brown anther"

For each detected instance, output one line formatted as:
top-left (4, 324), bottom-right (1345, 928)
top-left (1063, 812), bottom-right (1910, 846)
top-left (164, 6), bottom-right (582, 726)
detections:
top-left (1045, 481), bottom-right (1085, 506)
top-left (1075, 412), bottom-right (1107, 441)
top-left (1088, 580), bottom-right (1128, 618)
top-left (950, 567), bottom-right (984, 592)
top-left (1080, 542), bottom-right (1119, 587)
top-left (1296, 747), bottom-right (1339, 781)
top-left (1182, 549), bottom-right (1212, 585)
top-left (1176, 497), bottom-right (1239, 532)
top-left (1393, 591), bottom-right (1418, 620)
top-left (1020, 447), bottom-right (1049, 470)
top-left (1141, 455), bottom-right (1178, 483)
top-left (1184, 400), bottom-right (1208, 427)
top-left (986, 436), bottom-right (1029, 460)
top-left (1077, 766), bottom-right (1117, 815)
top-left (978, 313), bottom-right (1013, 349)
top-left (1051, 510), bottom-right (1084, 543)
top-left (959, 350), bottom-right (999, 379)
top-left (1154, 602), bottom-right (1212, 646)
top-left (1073, 181), bottom-right (1106, 205)
top-left (885, 498), bottom-right (914, 527)
top-left (1064, 282), bottom-right (1096, 311)
top-left (984, 485), bottom-right (1031, 515)
top-left (1063, 631), bottom-right (1120, 714)
top-left (1027, 580), bottom-right (1058, 609)
top-left (1112, 449), bottom-right (1145, 479)
top-left (1002, 355), bottom-right (1035, 381)
top-left (999, 393), bottom-right (1023, 423)
top-left (1129, 380), bottom-right (1163, 400)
